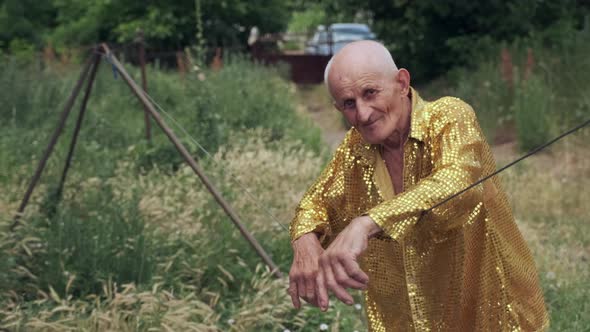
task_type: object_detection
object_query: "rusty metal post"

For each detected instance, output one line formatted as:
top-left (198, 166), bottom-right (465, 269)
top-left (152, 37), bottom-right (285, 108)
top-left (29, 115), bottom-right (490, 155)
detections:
top-left (10, 55), bottom-right (95, 231)
top-left (137, 29), bottom-right (152, 143)
top-left (99, 44), bottom-right (283, 278)
top-left (176, 51), bottom-right (187, 78)
top-left (55, 53), bottom-right (102, 201)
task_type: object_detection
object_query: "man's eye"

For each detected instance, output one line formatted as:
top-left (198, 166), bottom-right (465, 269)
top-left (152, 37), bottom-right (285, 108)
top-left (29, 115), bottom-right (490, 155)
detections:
top-left (343, 100), bottom-right (355, 109)
top-left (366, 89), bottom-right (377, 96)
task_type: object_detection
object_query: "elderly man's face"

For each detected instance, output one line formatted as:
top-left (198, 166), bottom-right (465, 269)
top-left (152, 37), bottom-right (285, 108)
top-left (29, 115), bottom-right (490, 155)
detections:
top-left (330, 69), bottom-right (409, 145)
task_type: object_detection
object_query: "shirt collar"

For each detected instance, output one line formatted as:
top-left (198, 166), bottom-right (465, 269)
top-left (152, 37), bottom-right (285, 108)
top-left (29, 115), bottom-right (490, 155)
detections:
top-left (408, 87), bottom-right (427, 142)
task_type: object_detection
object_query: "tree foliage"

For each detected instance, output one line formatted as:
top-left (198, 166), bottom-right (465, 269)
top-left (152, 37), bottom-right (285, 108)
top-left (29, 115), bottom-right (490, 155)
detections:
top-left (0, 0), bottom-right (290, 51)
top-left (1, 0), bottom-right (589, 79)
top-left (321, 0), bottom-right (589, 80)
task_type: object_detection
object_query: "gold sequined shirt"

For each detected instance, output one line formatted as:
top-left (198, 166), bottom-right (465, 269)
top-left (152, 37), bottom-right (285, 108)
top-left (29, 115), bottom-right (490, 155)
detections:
top-left (290, 89), bottom-right (549, 331)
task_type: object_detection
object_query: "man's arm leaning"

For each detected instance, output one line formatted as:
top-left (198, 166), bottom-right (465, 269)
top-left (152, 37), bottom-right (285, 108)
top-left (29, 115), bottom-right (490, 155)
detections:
top-left (367, 98), bottom-right (487, 242)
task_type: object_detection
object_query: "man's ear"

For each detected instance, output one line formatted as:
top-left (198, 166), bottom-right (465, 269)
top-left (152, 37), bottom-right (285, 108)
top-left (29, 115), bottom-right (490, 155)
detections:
top-left (396, 69), bottom-right (411, 95)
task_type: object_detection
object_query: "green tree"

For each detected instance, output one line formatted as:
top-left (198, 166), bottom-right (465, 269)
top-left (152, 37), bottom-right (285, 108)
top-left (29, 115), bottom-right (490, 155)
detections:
top-left (0, 0), bottom-right (56, 51)
top-left (0, 0), bottom-right (291, 53)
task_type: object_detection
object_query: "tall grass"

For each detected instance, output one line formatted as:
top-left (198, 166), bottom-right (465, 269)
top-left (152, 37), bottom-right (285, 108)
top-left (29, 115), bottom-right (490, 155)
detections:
top-left (0, 128), bottom-right (366, 331)
top-left (501, 141), bottom-right (590, 331)
top-left (0, 57), bottom-right (342, 331)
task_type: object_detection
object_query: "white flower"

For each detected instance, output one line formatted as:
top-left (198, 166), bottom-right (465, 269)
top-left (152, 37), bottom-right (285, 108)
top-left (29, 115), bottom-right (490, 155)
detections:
top-left (354, 303), bottom-right (362, 310)
top-left (227, 318), bottom-right (235, 325)
top-left (319, 323), bottom-right (329, 330)
top-left (283, 330), bottom-right (291, 332)
top-left (546, 271), bottom-right (556, 280)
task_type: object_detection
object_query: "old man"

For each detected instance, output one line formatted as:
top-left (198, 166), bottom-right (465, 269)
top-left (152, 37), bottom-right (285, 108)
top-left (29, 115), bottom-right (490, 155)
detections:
top-left (288, 41), bottom-right (548, 331)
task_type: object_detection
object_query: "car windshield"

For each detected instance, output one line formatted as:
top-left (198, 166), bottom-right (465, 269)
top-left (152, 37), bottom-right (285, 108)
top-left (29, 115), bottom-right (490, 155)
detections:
top-left (332, 32), bottom-right (370, 42)
top-left (332, 27), bottom-right (370, 34)
top-left (331, 28), bottom-right (371, 42)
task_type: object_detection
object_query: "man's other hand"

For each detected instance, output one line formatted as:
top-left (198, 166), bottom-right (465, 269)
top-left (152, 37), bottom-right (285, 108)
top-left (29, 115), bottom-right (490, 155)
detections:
top-left (315, 216), bottom-right (380, 311)
top-left (288, 232), bottom-right (325, 309)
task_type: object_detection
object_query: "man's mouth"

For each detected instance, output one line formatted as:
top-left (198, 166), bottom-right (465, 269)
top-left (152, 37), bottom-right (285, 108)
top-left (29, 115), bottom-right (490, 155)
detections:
top-left (362, 118), bottom-right (379, 128)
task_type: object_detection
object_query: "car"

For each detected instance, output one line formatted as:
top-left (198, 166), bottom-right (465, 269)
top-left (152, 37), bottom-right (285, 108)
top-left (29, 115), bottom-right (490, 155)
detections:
top-left (304, 23), bottom-right (377, 55)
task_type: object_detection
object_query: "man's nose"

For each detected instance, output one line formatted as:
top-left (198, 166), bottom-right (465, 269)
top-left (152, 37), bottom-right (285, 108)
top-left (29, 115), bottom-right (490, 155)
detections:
top-left (356, 101), bottom-right (372, 124)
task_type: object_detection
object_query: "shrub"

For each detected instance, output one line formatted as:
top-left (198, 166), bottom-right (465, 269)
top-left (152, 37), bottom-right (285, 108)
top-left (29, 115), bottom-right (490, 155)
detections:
top-left (514, 75), bottom-right (553, 151)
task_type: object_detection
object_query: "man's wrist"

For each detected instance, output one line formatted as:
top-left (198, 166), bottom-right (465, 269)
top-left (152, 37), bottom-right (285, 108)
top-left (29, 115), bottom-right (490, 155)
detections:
top-left (292, 231), bottom-right (321, 249)
top-left (352, 215), bottom-right (382, 239)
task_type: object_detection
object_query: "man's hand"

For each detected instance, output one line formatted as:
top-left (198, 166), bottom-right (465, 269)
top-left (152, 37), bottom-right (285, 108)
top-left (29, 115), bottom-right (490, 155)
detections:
top-left (315, 216), bottom-right (381, 311)
top-left (288, 232), bottom-right (325, 309)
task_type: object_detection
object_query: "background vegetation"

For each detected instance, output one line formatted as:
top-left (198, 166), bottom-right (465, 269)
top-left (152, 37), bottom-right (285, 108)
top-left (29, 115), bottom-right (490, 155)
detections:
top-left (1, 1), bottom-right (589, 331)
top-left (3, 0), bottom-right (589, 80)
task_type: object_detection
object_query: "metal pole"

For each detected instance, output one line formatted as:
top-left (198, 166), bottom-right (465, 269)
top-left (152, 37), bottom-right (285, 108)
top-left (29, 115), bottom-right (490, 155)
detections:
top-left (10, 55), bottom-right (95, 231)
top-left (99, 44), bottom-right (283, 278)
top-left (55, 53), bottom-right (102, 201)
top-left (137, 29), bottom-right (152, 143)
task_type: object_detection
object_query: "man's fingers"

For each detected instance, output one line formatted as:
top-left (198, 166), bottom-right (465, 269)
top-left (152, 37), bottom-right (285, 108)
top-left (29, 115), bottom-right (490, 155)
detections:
top-left (339, 255), bottom-right (369, 284)
top-left (331, 260), bottom-right (367, 290)
top-left (304, 275), bottom-right (316, 302)
top-left (324, 262), bottom-right (354, 305)
top-left (297, 278), bottom-right (307, 305)
top-left (316, 269), bottom-right (329, 311)
top-left (288, 281), bottom-right (301, 309)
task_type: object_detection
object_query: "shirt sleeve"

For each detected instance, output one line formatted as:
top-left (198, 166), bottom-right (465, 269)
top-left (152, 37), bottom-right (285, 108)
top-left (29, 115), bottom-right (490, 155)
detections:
top-left (289, 131), bottom-right (353, 244)
top-left (366, 98), bottom-right (486, 242)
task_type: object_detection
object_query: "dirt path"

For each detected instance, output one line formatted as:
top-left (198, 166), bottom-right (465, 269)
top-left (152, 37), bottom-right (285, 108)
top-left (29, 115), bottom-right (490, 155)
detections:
top-left (295, 85), bottom-right (347, 151)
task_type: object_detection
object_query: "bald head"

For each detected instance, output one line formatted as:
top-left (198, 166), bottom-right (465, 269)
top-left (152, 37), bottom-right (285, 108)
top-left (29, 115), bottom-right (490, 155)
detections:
top-left (324, 41), bottom-right (398, 93)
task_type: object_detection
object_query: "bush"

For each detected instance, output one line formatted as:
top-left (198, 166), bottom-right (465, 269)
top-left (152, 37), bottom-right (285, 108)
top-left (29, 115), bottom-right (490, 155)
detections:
top-left (514, 75), bottom-right (553, 151)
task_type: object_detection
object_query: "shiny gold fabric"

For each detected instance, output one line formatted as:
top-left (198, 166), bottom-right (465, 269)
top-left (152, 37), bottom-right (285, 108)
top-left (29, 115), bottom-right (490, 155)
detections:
top-left (290, 89), bottom-right (549, 331)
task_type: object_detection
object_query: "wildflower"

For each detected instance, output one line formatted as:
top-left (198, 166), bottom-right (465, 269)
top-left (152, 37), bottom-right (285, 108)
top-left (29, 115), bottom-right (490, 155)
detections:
top-left (546, 271), bottom-right (556, 280)
top-left (227, 318), bottom-right (235, 325)
top-left (319, 323), bottom-right (329, 330)
top-left (354, 303), bottom-right (362, 310)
